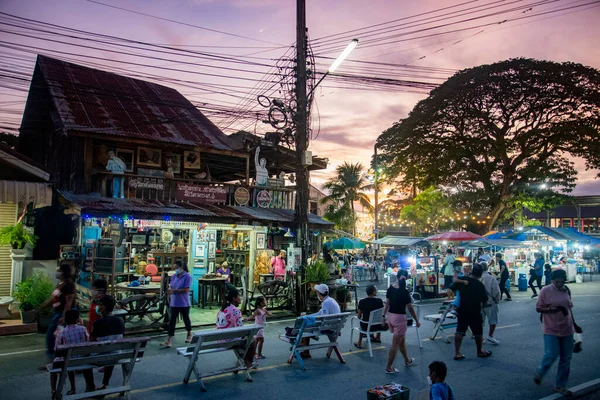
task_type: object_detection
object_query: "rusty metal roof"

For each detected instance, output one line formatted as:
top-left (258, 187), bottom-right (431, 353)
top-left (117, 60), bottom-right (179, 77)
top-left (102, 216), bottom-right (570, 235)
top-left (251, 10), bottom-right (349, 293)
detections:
top-left (35, 55), bottom-right (236, 150)
top-left (59, 192), bottom-right (333, 227)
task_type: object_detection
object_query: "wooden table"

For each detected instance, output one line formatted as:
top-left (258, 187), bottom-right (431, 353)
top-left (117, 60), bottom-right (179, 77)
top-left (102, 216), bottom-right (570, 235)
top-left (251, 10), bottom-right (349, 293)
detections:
top-left (259, 273), bottom-right (274, 283)
top-left (197, 277), bottom-right (227, 309)
top-left (115, 282), bottom-right (162, 294)
top-left (114, 282), bottom-right (163, 322)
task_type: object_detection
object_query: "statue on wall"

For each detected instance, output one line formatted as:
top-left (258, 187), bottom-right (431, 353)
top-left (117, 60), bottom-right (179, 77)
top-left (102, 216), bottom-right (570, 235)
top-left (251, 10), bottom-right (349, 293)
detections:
top-left (254, 146), bottom-right (268, 186)
top-left (106, 150), bottom-right (126, 198)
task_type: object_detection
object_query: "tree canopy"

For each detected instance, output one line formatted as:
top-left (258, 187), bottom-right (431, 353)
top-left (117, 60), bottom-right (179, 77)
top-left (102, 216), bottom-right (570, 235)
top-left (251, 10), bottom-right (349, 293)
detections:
top-left (321, 162), bottom-right (373, 236)
top-left (377, 58), bottom-right (600, 231)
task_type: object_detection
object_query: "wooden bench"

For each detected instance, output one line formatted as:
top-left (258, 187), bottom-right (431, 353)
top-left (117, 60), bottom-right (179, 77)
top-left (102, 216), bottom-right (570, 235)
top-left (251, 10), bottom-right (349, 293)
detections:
top-left (177, 324), bottom-right (261, 392)
top-left (279, 312), bottom-right (350, 370)
top-left (47, 337), bottom-right (151, 400)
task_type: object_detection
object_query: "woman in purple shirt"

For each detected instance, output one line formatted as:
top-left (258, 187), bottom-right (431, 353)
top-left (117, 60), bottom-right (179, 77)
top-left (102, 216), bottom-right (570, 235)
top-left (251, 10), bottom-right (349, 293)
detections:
top-left (160, 261), bottom-right (192, 348)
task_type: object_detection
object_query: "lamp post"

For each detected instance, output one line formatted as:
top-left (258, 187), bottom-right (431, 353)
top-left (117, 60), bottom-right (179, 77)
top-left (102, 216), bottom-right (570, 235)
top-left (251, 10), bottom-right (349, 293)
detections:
top-left (309, 39), bottom-right (358, 97)
top-left (295, 0), bottom-right (357, 311)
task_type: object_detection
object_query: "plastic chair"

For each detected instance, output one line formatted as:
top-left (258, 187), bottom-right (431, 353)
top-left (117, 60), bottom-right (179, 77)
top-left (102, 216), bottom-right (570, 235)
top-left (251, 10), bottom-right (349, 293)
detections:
top-left (349, 307), bottom-right (384, 357)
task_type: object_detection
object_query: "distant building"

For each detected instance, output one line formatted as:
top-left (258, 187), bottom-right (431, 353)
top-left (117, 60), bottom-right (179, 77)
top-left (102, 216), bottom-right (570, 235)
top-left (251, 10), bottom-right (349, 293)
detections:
top-left (525, 195), bottom-right (600, 234)
top-left (309, 184), bottom-right (329, 217)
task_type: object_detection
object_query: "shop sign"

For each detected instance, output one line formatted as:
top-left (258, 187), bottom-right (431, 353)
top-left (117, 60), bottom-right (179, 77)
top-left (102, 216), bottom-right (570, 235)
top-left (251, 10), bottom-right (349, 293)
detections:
top-left (109, 218), bottom-right (124, 246)
top-left (176, 183), bottom-right (227, 204)
top-left (129, 178), bottom-right (164, 191)
top-left (256, 190), bottom-right (271, 208)
top-left (234, 187), bottom-right (250, 206)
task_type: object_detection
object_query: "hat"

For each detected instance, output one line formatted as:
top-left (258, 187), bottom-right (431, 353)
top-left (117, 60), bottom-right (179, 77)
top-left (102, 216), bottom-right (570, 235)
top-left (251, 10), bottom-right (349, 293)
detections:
top-left (313, 284), bottom-right (329, 295)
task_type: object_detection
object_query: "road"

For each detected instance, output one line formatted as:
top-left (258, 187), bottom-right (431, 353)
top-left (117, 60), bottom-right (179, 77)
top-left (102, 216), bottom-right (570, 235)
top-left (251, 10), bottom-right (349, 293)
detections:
top-left (1, 278), bottom-right (599, 400)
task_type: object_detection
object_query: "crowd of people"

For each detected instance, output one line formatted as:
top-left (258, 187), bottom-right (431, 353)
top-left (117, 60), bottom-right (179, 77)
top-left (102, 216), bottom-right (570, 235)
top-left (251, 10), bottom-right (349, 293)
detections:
top-left (38, 245), bottom-right (580, 399)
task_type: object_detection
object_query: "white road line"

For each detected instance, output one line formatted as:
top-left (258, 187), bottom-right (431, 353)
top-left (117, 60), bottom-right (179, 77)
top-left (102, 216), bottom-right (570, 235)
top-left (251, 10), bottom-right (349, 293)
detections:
top-left (0, 348), bottom-right (44, 357)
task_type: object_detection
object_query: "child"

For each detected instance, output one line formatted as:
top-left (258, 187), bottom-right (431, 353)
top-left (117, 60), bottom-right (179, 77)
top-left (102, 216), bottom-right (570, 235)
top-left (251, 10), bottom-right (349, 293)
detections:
top-left (244, 296), bottom-right (272, 359)
top-left (544, 264), bottom-right (552, 286)
top-left (429, 361), bottom-right (455, 400)
top-left (87, 279), bottom-right (107, 334)
top-left (51, 309), bottom-right (95, 397)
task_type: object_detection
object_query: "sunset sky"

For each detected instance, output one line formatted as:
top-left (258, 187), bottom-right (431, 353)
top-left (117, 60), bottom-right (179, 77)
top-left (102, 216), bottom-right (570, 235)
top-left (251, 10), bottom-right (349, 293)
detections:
top-left (1, 0), bottom-right (600, 197)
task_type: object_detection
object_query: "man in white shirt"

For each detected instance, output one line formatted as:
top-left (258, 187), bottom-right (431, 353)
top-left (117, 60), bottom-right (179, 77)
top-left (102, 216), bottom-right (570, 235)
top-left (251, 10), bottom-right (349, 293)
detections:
top-left (301, 284), bottom-right (341, 358)
top-left (443, 249), bottom-right (456, 288)
top-left (478, 249), bottom-right (493, 264)
top-left (479, 262), bottom-right (501, 345)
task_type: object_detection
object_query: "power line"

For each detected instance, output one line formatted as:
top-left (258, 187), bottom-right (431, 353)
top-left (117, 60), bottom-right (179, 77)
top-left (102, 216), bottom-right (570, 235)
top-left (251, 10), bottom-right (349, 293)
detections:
top-left (84, 0), bottom-right (286, 46)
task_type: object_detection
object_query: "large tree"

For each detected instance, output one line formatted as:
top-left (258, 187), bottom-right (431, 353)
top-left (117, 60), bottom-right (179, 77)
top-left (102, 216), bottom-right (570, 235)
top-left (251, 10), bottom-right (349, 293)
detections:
top-left (399, 187), bottom-right (453, 235)
top-left (377, 58), bottom-right (600, 231)
top-left (321, 162), bottom-right (373, 236)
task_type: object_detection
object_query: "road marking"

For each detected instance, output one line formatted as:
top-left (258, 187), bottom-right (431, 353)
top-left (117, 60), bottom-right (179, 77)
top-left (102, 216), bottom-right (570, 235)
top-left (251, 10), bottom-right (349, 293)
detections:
top-left (128, 345), bottom-right (387, 395)
top-left (0, 348), bottom-right (45, 357)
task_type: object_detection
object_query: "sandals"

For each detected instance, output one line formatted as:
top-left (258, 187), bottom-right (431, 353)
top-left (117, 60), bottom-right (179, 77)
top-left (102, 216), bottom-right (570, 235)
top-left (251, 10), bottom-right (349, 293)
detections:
top-left (454, 354), bottom-right (466, 361)
top-left (159, 341), bottom-right (172, 348)
top-left (553, 387), bottom-right (573, 397)
top-left (405, 358), bottom-right (415, 367)
top-left (385, 368), bottom-right (400, 374)
top-left (185, 338), bottom-right (193, 343)
top-left (354, 342), bottom-right (363, 349)
top-left (477, 350), bottom-right (493, 358)
top-left (370, 335), bottom-right (381, 343)
top-left (67, 390), bottom-right (76, 395)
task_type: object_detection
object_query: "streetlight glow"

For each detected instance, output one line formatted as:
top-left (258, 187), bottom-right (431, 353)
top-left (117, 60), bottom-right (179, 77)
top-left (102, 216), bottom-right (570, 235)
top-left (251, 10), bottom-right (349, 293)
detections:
top-left (328, 39), bottom-right (358, 73)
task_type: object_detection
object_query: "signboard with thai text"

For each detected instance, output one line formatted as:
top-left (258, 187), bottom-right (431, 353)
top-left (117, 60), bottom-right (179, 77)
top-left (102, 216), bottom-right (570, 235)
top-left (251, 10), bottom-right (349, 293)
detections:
top-left (176, 183), bottom-right (227, 204)
top-left (128, 177), bottom-right (164, 191)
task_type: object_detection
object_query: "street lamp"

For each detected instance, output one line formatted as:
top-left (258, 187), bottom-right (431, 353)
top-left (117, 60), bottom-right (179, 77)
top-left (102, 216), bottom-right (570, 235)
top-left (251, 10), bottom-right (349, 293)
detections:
top-left (309, 39), bottom-right (358, 97)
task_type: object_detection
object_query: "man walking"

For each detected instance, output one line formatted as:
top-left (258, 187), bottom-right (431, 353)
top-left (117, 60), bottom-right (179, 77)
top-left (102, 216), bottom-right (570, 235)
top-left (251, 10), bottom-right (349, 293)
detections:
top-left (480, 262), bottom-right (501, 345)
top-left (448, 264), bottom-right (492, 360)
top-left (529, 253), bottom-right (544, 298)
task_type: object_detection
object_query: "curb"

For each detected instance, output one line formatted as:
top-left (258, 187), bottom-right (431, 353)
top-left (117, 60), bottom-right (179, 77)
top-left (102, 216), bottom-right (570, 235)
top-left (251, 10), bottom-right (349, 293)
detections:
top-left (538, 378), bottom-right (600, 400)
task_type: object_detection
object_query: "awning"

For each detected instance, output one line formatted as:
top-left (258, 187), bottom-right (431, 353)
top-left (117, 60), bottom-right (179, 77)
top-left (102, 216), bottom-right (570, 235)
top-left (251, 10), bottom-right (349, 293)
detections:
top-left (466, 238), bottom-right (527, 248)
top-left (373, 236), bottom-right (428, 247)
top-left (0, 180), bottom-right (52, 208)
top-left (58, 191), bottom-right (332, 227)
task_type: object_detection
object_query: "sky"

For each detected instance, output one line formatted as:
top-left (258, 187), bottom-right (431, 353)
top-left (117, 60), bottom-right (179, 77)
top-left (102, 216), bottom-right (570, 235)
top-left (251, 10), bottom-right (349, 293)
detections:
top-left (1, 0), bottom-right (600, 197)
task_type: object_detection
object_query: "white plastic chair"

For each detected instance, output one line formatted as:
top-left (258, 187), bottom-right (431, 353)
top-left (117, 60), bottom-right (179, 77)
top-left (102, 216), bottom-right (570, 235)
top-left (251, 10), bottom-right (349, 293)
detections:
top-left (349, 307), bottom-right (384, 357)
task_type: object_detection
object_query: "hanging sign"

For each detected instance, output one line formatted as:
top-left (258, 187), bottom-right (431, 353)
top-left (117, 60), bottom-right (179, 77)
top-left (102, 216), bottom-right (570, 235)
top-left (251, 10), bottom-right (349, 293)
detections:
top-left (256, 190), bottom-right (271, 208)
top-left (234, 187), bottom-right (250, 206)
top-left (129, 178), bottom-right (164, 191)
top-left (176, 183), bottom-right (227, 204)
top-left (109, 218), bottom-right (124, 246)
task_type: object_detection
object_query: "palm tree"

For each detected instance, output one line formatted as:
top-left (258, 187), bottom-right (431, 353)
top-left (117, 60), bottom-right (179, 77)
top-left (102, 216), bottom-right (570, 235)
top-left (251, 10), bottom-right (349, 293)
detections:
top-left (321, 162), bottom-right (373, 236)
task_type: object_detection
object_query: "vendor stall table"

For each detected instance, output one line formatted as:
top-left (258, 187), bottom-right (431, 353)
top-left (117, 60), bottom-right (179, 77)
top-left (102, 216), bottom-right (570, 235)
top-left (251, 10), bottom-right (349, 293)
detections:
top-left (198, 277), bottom-right (227, 309)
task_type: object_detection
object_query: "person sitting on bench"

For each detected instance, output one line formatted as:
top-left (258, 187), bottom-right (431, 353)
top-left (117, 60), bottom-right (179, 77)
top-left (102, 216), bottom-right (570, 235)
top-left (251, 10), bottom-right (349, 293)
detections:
top-left (50, 309), bottom-right (96, 398)
top-left (300, 284), bottom-right (340, 358)
top-left (90, 295), bottom-right (125, 391)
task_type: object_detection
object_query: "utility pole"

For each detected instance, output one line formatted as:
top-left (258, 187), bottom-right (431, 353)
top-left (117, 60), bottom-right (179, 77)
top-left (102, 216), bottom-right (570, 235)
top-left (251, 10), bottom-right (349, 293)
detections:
top-left (373, 143), bottom-right (379, 256)
top-left (294, 0), bottom-right (309, 310)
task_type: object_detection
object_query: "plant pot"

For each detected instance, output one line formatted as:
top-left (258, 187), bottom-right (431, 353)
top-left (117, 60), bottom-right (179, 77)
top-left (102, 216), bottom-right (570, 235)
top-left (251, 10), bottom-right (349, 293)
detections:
top-left (36, 314), bottom-right (53, 333)
top-left (309, 282), bottom-right (316, 292)
top-left (20, 309), bottom-right (35, 324)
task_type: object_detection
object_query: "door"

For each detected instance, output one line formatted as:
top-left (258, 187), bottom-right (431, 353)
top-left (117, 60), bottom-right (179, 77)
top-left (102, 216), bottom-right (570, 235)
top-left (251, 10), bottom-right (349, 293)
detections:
top-left (0, 203), bottom-right (17, 296)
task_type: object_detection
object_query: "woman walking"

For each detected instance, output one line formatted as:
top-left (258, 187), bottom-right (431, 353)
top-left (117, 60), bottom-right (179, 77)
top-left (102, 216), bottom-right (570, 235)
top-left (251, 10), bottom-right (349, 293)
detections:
top-left (495, 253), bottom-right (512, 301)
top-left (383, 270), bottom-right (421, 374)
top-left (160, 261), bottom-right (192, 348)
top-left (534, 269), bottom-right (575, 397)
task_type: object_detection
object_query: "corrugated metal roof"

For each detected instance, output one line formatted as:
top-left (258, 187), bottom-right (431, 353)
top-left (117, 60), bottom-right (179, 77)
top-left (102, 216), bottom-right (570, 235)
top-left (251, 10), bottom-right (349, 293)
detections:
top-left (36, 55), bottom-right (236, 150)
top-left (59, 192), bottom-right (333, 226)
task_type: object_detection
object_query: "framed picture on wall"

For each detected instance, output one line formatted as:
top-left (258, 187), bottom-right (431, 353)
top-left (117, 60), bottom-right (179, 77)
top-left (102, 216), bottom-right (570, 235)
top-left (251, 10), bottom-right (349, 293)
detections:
top-left (256, 232), bottom-right (266, 249)
top-left (184, 151), bottom-right (201, 169)
top-left (137, 147), bottom-right (162, 167)
top-left (170, 154), bottom-right (181, 174)
top-left (208, 241), bottom-right (216, 258)
top-left (116, 149), bottom-right (134, 172)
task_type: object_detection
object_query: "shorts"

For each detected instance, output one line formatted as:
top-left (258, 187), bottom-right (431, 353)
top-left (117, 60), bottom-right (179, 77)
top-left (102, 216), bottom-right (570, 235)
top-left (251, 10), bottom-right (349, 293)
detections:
top-left (387, 313), bottom-right (407, 336)
top-left (482, 303), bottom-right (499, 325)
top-left (456, 313), bottom-right (483, 337)
top-left (360, 322), bottom-right (387, 332)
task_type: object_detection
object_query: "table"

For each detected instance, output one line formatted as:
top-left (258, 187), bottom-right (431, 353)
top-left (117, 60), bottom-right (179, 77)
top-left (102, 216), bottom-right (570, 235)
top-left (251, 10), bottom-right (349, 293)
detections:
top-left (259, 274), bottom-right (274, 283)
top-left (114, 282), bottom-right (163, 322)
top-left (198, 277), bottom-right (227, 309)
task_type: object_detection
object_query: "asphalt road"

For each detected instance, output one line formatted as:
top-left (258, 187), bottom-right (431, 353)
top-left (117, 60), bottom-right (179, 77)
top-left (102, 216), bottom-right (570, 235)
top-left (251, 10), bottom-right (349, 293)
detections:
top-left (1, 278), bottom-right (599, 400)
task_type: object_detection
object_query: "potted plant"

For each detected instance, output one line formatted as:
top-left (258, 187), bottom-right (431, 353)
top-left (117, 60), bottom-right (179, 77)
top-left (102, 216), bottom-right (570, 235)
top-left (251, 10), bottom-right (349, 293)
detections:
top-left (303, 260), bottom-right (330, 291)
top-left (13, 272), bottom-right (54, 324)
top-left (0, 222), bottom-right (38, 250)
